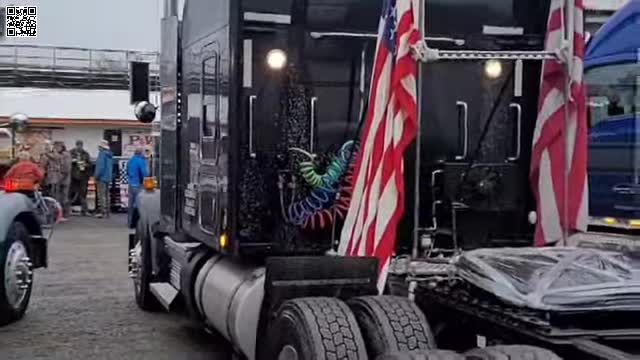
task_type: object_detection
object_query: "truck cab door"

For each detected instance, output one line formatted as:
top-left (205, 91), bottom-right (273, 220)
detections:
top-left (197, 43), bottom-right (224, 236)
top-left (241, 30), bottom-right (288, 158)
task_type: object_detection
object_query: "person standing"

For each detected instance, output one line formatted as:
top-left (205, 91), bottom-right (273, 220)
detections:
top-left (94, 140), bottom-right (114, 218)
top-left (126, 147), bottom-right (148, 227)
top-left (55, 141), bottom-right (72, 221)
top-left (70, 140), bottom-right (92, 216)
top-left (39, 141), bottom-right (62, 199)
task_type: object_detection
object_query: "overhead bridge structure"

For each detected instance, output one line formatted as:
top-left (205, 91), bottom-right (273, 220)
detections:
top-left (0, 45), bottom-right (160, 91)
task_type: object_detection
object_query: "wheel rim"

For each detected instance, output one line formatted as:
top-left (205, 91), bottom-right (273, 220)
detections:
top-left (129, 242), bottom-right (142, 295)
top-left (3, 241), bottom-right (32, 309)
top-left (278, 345), bottom-right (299, 360)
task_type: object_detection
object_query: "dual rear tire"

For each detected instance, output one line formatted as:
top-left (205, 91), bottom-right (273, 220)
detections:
top-left (265, 297), bottom-right (369, 360)
top-left (264, 295), bottom-right (436, 360)
top-left (264, 295), bottom-right (562, 360)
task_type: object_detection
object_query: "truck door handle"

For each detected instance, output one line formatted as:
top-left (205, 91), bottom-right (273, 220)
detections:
top-left (612, 184), bottom-right (638, 194)
top-left (310, 97), bottom-right (318, 154)
top-left (249, 95), bottom-right (257, 158)
top-left (455, 101), bottom-right (469, 161)
top-left (508, 103), bottom-right (522, 162)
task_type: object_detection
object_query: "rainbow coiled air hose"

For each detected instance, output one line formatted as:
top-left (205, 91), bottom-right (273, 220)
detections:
top-left (286, 141), bottom-right (357, 229)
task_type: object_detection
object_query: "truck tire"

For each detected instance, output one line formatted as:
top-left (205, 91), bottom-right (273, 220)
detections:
top-left (265, 297), bottom-right (368, 360)
top-left (0, 222), bottom-right (33, 326)
top-left (465, 345), bottom-right (562, 360)
top-left (376, 350), bottom-right (465, 360)
top-left (348, 296), bottom-right (436, 358)
top-left (133, 222), bottom-right (161, 311)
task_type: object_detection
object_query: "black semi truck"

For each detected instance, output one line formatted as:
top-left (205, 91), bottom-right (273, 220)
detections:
top-left (127, 0), bottom-right (639, 359)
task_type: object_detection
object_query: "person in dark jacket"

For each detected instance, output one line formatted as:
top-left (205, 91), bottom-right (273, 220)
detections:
top-left (70, 140), bottom-right (91, 216)
top-left (126, 147), bottom-right (149, 227)
top-left (94, 140), bottom-right (114, 218)
top-left (55, 141), bottom-right (72, 221)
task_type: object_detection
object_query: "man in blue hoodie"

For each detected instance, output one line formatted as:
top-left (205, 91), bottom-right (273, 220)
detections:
top-left (126, 147), bottom-right (148, 227)
top-left (94, 140), bottom-right (114, 218)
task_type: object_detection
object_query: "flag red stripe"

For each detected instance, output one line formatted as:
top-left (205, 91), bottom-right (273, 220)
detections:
top-left (339, 0), bottom-right (420, 292)
top-left (359, 10), bottom-right (420, 257)
top-left (530, 0), bottom-right (588, 245)
top-left (344, 46), bottom-right (390, 255)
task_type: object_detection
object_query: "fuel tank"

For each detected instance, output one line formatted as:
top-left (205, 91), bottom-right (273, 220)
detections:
top-left (193, 255), bottom-right (265, 360)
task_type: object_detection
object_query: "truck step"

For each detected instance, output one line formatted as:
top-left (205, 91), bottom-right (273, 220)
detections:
top-left (163, 237), bottom-right (203, 264)
top-left (149, 282), bottom-right (179, 311)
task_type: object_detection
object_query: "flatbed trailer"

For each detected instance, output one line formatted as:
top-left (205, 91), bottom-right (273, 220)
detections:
top-left (387, 263), bottom-right (640, 360)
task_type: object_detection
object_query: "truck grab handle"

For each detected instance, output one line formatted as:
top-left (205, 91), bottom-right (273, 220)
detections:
top-left (249, 95), bottom-right (257, 158)
top-left (310, 97), bottom-right (318, 154)
top-left (455, 101), bottom-right (469, 161)
top-left (508, 103), bottom-right (522, 162)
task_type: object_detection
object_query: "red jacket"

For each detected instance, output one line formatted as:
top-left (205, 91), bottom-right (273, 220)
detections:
top-left (3, 161), bottom-right (45, 185)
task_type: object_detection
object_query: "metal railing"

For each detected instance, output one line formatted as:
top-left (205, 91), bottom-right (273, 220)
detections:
top-left (0, 44), bottom-right (160, 91)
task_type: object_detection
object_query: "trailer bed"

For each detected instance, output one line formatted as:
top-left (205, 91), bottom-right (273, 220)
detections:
top-left (387, 242), bottom-right (640, 359)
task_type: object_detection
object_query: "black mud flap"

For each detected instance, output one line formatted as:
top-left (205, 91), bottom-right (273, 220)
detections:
top-left (30, 235), bottom-right (48, 269)
top-left (265, 256), bottom-right (378, 313)
top-left (128, 233), bottom-right (136, 251)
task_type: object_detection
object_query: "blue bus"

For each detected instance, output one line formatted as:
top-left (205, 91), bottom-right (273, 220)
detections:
top-left (585, 0), bottom-right (640, 231)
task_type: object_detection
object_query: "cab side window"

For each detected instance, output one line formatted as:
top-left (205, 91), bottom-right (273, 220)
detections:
top-left (202, 55), bottom-right (219, 138)
top-left (201, 54), bottom-right (220, 161)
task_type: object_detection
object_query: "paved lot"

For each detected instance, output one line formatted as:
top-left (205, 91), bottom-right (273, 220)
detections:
top-left (0, 215), bottom-right (232, 360)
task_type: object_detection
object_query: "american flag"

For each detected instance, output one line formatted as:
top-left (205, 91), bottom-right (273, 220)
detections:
top-left (338, 0), bottom-right (420, 292)
top-left (530, 0), bottom-right (589, 246)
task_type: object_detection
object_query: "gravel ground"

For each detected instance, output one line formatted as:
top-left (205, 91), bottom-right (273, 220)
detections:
top-left (0, 215), bottom-right (232, 360)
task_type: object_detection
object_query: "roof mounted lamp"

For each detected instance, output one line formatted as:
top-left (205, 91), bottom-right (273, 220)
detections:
top-left (484, 59), bottom-right (503, 79)
top-left (266, 49), bottom-right (287, 70)
top-left (9, 113), bottom-right (29, 133)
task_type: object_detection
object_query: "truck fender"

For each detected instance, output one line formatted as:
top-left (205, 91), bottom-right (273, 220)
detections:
top-left (0, 192), bottom-right (43, 246)
top-left (0, 192), bottom-right (47, 268)
top-left (132, 189), bottom-right (161, 234)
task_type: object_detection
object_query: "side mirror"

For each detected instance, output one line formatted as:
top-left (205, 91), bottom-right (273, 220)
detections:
top-left (134, 101), bottom-right (157, 124)
top-left (130, 61), bottom-right (150, 105)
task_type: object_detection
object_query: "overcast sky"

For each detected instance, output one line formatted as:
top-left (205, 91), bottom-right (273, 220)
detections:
top-left (2, 0), bottom-right (623, 52)
top-left (3, 0), bottom-right (163, 51)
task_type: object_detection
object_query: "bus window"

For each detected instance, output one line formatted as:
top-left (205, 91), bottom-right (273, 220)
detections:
top-left (585, 61), bottom-right (640, 222)
top-left (585, 62), bottom-right (639, 129)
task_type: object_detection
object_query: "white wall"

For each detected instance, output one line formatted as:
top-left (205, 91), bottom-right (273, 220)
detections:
top-left (0, 87), bottom-right (161, 120)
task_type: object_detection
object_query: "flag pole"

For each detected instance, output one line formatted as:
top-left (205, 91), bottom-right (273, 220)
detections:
top-left (412, 0), bottom-right (425, 259)
top-left (562, 0), bottom-right (575, 246)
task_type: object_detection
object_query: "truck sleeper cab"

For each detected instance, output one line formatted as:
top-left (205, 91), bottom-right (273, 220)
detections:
top-left (129, 1), bottom-right (441, 359)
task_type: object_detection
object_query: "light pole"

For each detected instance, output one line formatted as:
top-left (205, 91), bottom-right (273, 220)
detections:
top-left (8, 113), bottom-right (29, 159)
